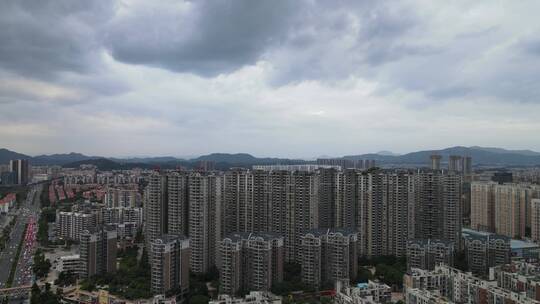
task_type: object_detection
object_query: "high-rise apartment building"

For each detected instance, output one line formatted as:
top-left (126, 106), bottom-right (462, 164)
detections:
top-left (80, 225), bottom-right (117, 278)
top-left (335, 169), bottom-right (358, 229)
top-left (406, 239), bottom-right (455, 271)
top-left (531, 199), bottom-right (540, 243)
top-left (494, 184), bottom-right (533, 238)
top-left (167, 172), bottom-right (189, 237)
top-left (56, 211), bottom-right (97, 241)
top-left (9, 159), bottom-right (29, 185)
top-left (144, 173), bottom-right (168, 245)
top-left (413, 171), bottom-right (462, 248)
top-left (470, 181), bottom-right (496, 232)
top-left (188, 172), bottom-right (221, 274)
top-left (462, 229), bottom-right (510, 276)
top-left (357, 171), bottom-right (415, 257)
top-left (318, 168), bottom-right (337, 229)
top-left (218, 232), bottom-right (284, 295)
top-left (430, 155), bottom-right (441, 170)
top-left (448, 155), bottom-right (462, 172)
top-left (300, 228), bottom-right (358, 289)
top-left (150, 234), bottom-right (190, 296)
top-left (104, 187), bottom-right (141, 208)
top-left (223, 168), bottom-right (252, 235)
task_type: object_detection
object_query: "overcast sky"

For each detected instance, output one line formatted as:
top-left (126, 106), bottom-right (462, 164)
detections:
top-left (1, 0), bottom-right (540, 158)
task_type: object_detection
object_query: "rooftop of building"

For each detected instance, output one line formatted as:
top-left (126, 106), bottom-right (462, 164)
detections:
top-left (223, 231), bottom-right (283, 242)
top-left (304, 227), bottom-right (358, 237)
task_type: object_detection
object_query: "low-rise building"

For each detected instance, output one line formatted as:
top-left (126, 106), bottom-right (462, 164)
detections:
top-left (58, 254), bottom-right (84, 276)
top-left (335, 280), bottom-right (391, 304)
top-left (209, 291), bottom-right (282, 304)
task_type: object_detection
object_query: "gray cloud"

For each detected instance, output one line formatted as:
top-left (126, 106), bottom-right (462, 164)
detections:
top-left (0, 0), bottom-right (114, 79)
top-left (1, 1), bottom-right (540, 156)
top-left (105, 0), bottom-right (300, 76)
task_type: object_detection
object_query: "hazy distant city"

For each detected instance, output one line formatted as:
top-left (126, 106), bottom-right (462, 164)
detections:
top-left (2, 1), bottom-right (540, 304)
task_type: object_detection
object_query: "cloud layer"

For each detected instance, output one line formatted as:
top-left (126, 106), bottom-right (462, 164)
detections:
top-left (1, 0), bottom-right (540, 157)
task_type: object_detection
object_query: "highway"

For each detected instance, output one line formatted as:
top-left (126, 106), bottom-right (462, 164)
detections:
top-left (0, 184), bottom-right (41, 288)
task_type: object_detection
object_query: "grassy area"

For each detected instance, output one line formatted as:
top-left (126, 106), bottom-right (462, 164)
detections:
top-left (6, 223), bottom-right (28, 288)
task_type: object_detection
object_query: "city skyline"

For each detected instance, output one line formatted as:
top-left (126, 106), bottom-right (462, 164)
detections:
top-left (1, 1), bottom-right (540, 157)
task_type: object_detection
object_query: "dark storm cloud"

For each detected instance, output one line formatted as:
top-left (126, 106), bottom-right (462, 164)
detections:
top-left (105, 0), bottom-right (300, 76)
top-left (0, 0), bottom-right (115, 79)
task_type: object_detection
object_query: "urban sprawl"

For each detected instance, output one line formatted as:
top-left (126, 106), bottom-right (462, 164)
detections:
top-left (1, 156), bottom-right (540, 304)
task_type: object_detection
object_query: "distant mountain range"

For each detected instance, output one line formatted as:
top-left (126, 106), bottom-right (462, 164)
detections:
top-left (1, 146), bottom-right (540, 170)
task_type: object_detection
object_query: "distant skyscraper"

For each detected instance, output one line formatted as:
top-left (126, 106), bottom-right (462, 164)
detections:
top-left (150, 234), bottom-right (190, 296)
top-left (9, 159), bottom-right (29, 185)
top-left (430, 155), bottom-right (441, 170)
top-left (448, 155), bottom-right (462, 172)
top-left (462, 156), bottom-right (472, 175)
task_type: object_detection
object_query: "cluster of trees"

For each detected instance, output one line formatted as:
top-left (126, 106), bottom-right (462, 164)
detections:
top-left (37, 207), bottom-right (55, 246)
top-left (33, 248), bottom-right (52, 279)
top-left (188, 267), bottom-right (219, 304)
top-left (80, 245), bottom-right (153, 300)
top-left (271, 263), bottom-right (314, 296)
top-left (358, 256), bottom-right (407, 287)
top-left (54, 270), bottom-right (77, 287)
top-left (30, 282), bottom-right (59, 304)
top-left (0, 217), bottom-right (16, 251)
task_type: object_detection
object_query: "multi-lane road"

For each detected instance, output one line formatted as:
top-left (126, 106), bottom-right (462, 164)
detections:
top-left (0, 184), bottom-right (41, 288)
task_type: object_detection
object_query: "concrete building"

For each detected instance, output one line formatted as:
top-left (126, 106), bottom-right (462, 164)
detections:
top-left (318, 168), bottom-right (337, 229)
top-left (9, 159), bottom-right (29, 185)
top-left (209, 291), bottom-right (282, 304)
top-left (104, 187), bottom-right (141, 208)
top-left (188, 172), bottom-right (221, 274)
top-left (80, 225), bottom-right (117, 278)
top-left (404, 264), bottom-right (540, 304)
top-left (335, 280), bottom-right (391, 304)
top-left (448, 155), bottom-right (462, 172)
top-left (413, 171), bottom-right (462, 249)
top-left (218, 232), bottom-right (284, 295)
top-left (167, 172), bottom-right (189, 237)
top-left (144, 173), bottom-right (168, 245)
top-left (406, 239), bottom-right (455, 271)
top-left (150, 234), bottom-right (190, 297)
top-left (58, 254), bottom-right (84, 276)
top-left (531, 199), bottom-right (540, 243)
top-left (430, 155), bottom-right (441, 170)
top-left (494, 184), bottom-right (533, 238)
top-left (300, 228), bottom-right (358, 289)
top-left (222, 168), bottom-right (253, 235)
top-left (101, 207), bottom-right (143, 239)
top-left (462, 229), bottom-right (510, 276)
top-left (56, 211), bottom-right (97, 241)
top-left (470, 181), bottom-right (496, 232)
